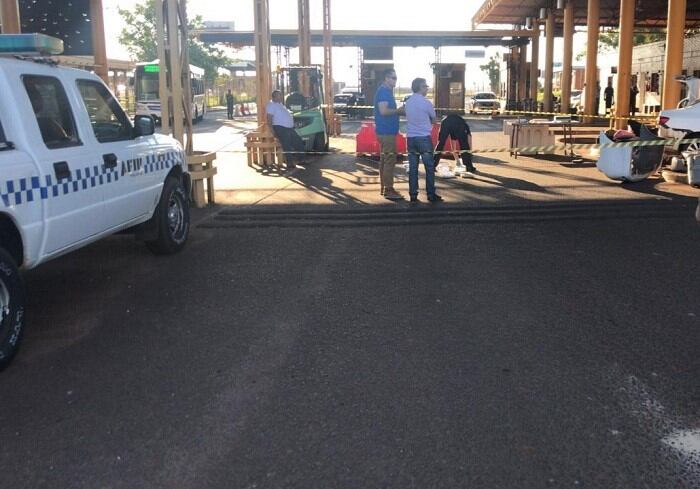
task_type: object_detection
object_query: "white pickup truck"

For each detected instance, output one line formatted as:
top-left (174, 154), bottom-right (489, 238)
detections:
top-left (0, 34), bottom-right (191, 370)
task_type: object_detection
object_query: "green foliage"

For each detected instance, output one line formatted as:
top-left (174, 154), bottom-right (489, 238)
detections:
top-left (117, 0), bottom-right (231, 82)
top-left (577, 29), bottom-right (668, 60)
top-left (479, 55), bottom-right (501, 94)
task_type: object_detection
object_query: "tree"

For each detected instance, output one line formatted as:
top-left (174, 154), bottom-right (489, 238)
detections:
top-left (479, 56), bottom-right (501, 94)
top-left (118, 0), bottom-right (231, 83)
top-left (577, 29), bottom-right (670, 60)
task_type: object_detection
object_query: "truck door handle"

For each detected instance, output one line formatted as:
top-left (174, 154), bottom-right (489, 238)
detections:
top-left (103, 153), bottom-right (118, 169)
top-left (53, 161), bottom-right (71, 181)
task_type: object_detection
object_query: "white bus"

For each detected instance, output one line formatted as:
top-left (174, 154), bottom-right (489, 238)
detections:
top-left (134, 60), bottom-right (206, 124)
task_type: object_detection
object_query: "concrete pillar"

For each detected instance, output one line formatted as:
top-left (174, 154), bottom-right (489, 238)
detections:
top-left (662, 0), bottom-right (687, 109)
top-left (530, 22), bottom-right (540, 111)
top-left (508, 46), bottom-right (518, 109)
top-left (254, 0), bottom-right (273, 130)
top-left (584, 0), bottom-right (600, 121)
top-left (614, 0), bottom-right (635, 129)
top-left (0, 0), bottom-right (20, 34)
top-left (297, 0), bottom-right (311, 66)
top-left (543, 9), bottom-right (555, 113)
top-left (89, 0), bottom-right (109, 83)
top-left (518, 43), bottom-right (529, 106)
top-left (561, 0), bottom-right (575, 114)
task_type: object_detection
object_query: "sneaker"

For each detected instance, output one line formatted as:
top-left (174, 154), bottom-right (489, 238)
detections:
top-left (384, 189), bottom-right (403, 201)
top-left (428, 194), bottom-right (444, 203)
top-left (380, 187), bottom-right (386, 196)
top-left (467, 167), bottom-right (478, 174)
top-left (410, 195), bottom-right (420, 203)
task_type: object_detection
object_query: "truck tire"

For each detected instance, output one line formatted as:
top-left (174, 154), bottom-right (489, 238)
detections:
top-left (313, 132), bottom-right (329, 153)
top-left (0, 247), bottom-right (24, 371)
top-left (145, 177), bottom-right (190, 255)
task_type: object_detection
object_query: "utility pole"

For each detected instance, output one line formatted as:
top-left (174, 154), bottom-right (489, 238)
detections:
top-left (155, 0), bottom-right (194, 152)
top-left (89, 0), bottom-right (109, 83)
top-left (322, 0), bottom-right (335, 134)
top-left (254, 0), bottom-right (272, 131)
top-left (0, 0), bottom-right (20, 33)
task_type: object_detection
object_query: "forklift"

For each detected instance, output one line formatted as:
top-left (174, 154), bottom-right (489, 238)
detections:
top-left (276, 66), bottom-right (329, 152)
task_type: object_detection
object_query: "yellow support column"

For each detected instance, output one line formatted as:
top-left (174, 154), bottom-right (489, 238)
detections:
top-left (561, 0), bottom-right (574, 114)
top-left (297, 0), bottom-right (311, 66)
top-left (615, 0), bottom-right (635, 129)
top-left (543, 9), bottom-right (555, 113)
top-left (662, 0), bottom-right (687, 110)
top-left (0, 0), bottom-right (20, 33)
top-left (89, 0), bottom-right (109, 83)
top-left (584, 0), bottom-right (600, 121)
top-left (529, 21), bottom-right (540, 111)
top-left (254, 0), bottom-right (272, 131)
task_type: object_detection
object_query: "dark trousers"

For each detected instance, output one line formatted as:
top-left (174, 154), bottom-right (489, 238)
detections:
top-left (434, 127), bottom-right (474, 169)
top-left (227, 104), bottom-right (234, 119)
top-left (273, 125), bottom-right (305, 164)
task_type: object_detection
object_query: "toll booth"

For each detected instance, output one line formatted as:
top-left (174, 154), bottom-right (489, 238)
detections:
top-left (361, 62), bottom-right (394, 107)
top-left (432, 63), bottom-right (466, 114)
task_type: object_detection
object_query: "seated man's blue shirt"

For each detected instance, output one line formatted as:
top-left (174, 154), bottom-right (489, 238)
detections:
top-left (374, 85), bottom-right (399, 136)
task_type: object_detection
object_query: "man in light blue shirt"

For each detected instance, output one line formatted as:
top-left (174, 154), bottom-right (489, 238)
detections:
top-left (404, 78), bottom-right (442, 203)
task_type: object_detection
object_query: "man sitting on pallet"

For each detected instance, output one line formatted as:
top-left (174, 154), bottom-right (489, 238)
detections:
top-left (266, 90), bottom-right (305, 170)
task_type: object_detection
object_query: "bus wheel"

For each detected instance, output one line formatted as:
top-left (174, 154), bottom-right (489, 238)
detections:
top-left (192, 107), bottom-right (199, 125)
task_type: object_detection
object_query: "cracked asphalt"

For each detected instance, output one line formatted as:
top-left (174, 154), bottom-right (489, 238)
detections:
top-left (0, 201), bottom-right (699, 488)
top-left (1, 113), bottom-right (699, 488)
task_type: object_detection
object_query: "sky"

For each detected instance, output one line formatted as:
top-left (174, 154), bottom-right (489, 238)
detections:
top-left (105, 0), bottom-right (587, 90)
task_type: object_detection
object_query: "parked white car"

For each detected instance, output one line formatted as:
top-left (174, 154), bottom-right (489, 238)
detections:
top-left (0, 34), bottom-right (191, 369)
top-left (467, 92), bottom-right (500, 114)
top-left (658, 101), bottom-right (700, 154)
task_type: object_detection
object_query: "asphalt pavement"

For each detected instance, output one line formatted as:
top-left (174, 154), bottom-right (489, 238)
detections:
top-left (1, 112), bottom-right (699, 488)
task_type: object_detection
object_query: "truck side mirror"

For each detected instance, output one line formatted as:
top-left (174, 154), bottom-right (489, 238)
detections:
top-left (134, 115), bottom-right (155, 137)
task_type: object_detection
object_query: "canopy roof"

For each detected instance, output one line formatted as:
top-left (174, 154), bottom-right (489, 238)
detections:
top-left (473, 0), bottom-right (700, 28)
top-left (197, 29), bottom-right (534, 48)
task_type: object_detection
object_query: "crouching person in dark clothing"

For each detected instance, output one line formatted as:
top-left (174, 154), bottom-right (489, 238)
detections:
top-left (266, 90), bottom-right (305, 170)
top-left (434, 113), bottom-right (477, 173)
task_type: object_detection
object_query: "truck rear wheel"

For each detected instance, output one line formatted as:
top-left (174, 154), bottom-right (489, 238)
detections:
top-left (0, 247), bottom-right (24, 371)
top-left (145, 177), bottom-right (190, 255)
top-left (313, 132), bottom-right (329, 153)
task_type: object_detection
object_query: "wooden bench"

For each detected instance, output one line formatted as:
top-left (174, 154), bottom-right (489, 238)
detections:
top-left (245, 131), bottom-right (286, 170)
top-left (187, 151), bottom-right (217, 208)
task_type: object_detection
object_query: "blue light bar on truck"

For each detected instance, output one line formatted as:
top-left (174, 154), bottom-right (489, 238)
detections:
top-left (0, 34), bottom-right (64, 56)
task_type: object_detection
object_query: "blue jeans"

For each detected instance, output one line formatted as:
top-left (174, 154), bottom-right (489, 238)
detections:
top-left (407, 136), bottom-right (436, 198)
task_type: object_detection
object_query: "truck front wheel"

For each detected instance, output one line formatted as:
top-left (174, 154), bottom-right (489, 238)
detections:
top-left (0, 248), bottom-right (24, 371)
top-left (145, 177), bottom-right (191, 255)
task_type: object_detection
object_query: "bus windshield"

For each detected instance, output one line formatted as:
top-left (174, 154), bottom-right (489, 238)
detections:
top-left (136, 67), bottom-right (159, 102)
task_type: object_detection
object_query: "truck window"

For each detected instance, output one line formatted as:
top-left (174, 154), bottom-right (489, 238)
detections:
top-left (0, 119), bottom-right (9, 151)
top-left (76, 80), bottom-right (133, 143)
top-left (22, 75), bottom-right (81, 150)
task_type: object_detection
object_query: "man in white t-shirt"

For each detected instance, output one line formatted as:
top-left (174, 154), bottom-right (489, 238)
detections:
top-left (266, 90), bottom-right (305, 169)
top-left (404, 78), bottom-right (442, 203)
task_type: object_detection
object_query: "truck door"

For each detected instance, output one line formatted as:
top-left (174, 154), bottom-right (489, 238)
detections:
top-left (20, 75), bottom-right (104, 255)
top-left (74, 79), bottom-right (163, 230)
top-left (0, 107), bottom-right (43, 268)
